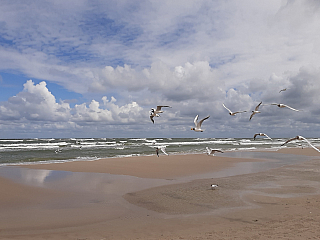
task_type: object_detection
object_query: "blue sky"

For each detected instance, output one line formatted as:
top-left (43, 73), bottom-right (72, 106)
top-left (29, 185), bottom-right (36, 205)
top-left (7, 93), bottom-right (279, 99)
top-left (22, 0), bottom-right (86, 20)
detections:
top-left (1, 0), bottom-right (320, 138)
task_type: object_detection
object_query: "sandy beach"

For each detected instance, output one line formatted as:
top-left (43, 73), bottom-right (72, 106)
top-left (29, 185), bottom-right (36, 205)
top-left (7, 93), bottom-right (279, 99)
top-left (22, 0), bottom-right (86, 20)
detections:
top-left (1, 148), bottom-right (320, 239)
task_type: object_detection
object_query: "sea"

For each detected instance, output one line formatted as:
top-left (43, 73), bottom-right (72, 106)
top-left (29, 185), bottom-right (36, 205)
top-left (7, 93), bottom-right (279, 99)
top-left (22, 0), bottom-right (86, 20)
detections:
top-left (0, 137), bottom-right (319, 166)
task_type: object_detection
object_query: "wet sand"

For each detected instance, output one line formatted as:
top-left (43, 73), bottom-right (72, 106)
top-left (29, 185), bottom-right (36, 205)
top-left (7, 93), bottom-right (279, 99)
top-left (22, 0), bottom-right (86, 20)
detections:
top-left (0, 148), bottom-right (320, 239)
top-left (19, 153), bottom-right (261, 179)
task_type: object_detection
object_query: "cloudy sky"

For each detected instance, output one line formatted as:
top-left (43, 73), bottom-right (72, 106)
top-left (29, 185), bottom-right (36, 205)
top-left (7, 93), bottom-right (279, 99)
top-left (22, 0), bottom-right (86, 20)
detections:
top-left (0, 0), bottom-right (320, 139)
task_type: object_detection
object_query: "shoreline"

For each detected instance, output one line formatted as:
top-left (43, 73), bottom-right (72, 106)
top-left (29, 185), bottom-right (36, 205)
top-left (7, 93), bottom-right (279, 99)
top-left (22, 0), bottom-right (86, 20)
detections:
top-left (1, 148), bottom-right (320, 239)
top-left (1, 145), bottom-right (315, 166)
top-left (20, 153), bottom-right (264, 179)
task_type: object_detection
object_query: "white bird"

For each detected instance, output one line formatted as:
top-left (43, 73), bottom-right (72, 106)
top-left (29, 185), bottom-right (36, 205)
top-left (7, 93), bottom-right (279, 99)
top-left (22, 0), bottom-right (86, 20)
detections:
top-left (149, 106), bottom-right (171, 123)
top-left (281, 135), bottom-right (320, 153)
top-left (206, 147), bottom-right (224, 156)
top-left (253, 133), bottom-right (273, 141)
top-left (155, 146), bottom-right (169, 156)
top-left (222, 103), bottom-right (247, 116)
top-left (270, 103), bottom-right (299, 112)
top-left (149, 111), bottom-right (160, 124)
top-left (159, 146), bottom-right (169, 155)
top-left (191, 115), bottom-right (210, 132)
top-left (249, 102), bottom-right (262, 121)
top-left (211, 184), bottom-right (218, 190)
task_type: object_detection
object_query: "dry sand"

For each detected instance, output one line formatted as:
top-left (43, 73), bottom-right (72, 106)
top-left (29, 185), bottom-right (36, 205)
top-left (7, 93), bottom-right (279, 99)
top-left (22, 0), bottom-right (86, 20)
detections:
top-left (0, 148), bottom-right (320, 239)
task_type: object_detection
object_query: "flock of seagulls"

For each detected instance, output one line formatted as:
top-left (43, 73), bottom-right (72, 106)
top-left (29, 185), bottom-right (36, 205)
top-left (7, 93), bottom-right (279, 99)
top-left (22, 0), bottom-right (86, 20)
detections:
top-left (223, 101), bottom-right (300, 122)
top-left (149, 99), bottom-right (300, 128)
top-left (222, 91), bottom-right (318, 152)
top-left (149, 88), bottom-right (319, 189)
top-left (149, 87), bottom-right (320, 156)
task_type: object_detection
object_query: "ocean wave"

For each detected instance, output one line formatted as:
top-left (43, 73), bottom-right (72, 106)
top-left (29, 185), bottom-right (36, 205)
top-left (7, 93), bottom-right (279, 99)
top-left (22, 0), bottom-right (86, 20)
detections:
top-left (0, 139), bottom-right (24, 142)
top-left (129, 138), bottom-right (147, 141)
top-left (0, 138), bottom-right (319, 165)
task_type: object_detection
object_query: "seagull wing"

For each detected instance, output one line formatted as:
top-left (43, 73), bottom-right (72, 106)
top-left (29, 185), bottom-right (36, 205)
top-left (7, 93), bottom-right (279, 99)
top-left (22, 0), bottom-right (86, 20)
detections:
top-left (156, 105), bottom-right (171, 111)
top-left (249, 112), bottom-right (255, 120)
top-left (150, 115), bottom-right (154, 124)
top-left (279, 88), bottom-right (286, 93)
top-left (281, 136), bottom-right (299, 146)
top-left (198, 115), bottom-right (210, 127)
top-left (299, 136), bottom-right (320, 152)
top-left (213, 149), bottom-right (224, 153)
top-left (283, 104), bottom-right (299, 112)
top-left (253, 133), bottom-right (259, 140)
top-left (255, 101), bottom-right (262, 111)
top-left (160, 147), bottom-right (169, 155)
top-left (222, 103), bottom-right (232, 114)
top-left (233, 110), bottom-right (247, 114)
top-left (206, 147), bottom-right (211, 154)
top-left (194, 115), bottom-right (199, 127)
top-left (264, 134), bottom-right (273, 140)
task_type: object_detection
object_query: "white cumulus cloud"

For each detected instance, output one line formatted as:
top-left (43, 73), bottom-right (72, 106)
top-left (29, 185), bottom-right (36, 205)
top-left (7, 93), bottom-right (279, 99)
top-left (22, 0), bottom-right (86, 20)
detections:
top-left (0, 80), bottom-right (145, 128)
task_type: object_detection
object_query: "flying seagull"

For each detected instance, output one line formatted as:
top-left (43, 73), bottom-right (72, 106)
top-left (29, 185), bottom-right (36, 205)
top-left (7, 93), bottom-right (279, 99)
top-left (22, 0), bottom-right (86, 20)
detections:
top-left (149, 105), bottom-right (171, 124)
top-left (253, 133), bottom-right (273, 141)
top-left (206, 147), bottom-right (224, 156)
top-left (159, 146), bottom-right (169, 155)
top-left (222, 103), bottom-right (247, 116)
top-left (270, 103), bottom-right (299, 112)
top-left (191, 115), bottom-right (210, 132)
top-left (281, 135), bottom-right (320, 153)
top-left (249, 102), bottom-right (262, 121)
top-left (279, 88), bottom-right (287, 93)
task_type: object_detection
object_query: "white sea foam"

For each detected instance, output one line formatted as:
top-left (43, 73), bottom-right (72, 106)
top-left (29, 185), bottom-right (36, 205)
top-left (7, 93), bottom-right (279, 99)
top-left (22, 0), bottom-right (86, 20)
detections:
top-left (236, 147), bottom-right (257, 150)
top-left (0, 139), bottom-right (24, 142)
top-left (0, 138), bottom-right (319, 165)
top-left (39, 138), bottom-right (55, 141)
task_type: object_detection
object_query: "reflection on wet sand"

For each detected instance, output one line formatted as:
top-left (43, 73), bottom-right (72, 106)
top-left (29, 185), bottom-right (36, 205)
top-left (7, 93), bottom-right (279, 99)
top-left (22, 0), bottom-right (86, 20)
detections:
top-left (0, 150), bottom-right (320, 239)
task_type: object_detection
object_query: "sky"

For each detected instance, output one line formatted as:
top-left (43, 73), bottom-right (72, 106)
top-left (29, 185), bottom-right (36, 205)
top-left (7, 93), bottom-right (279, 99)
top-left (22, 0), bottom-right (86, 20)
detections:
top-left (1, 0), bottom-right (320, 139)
